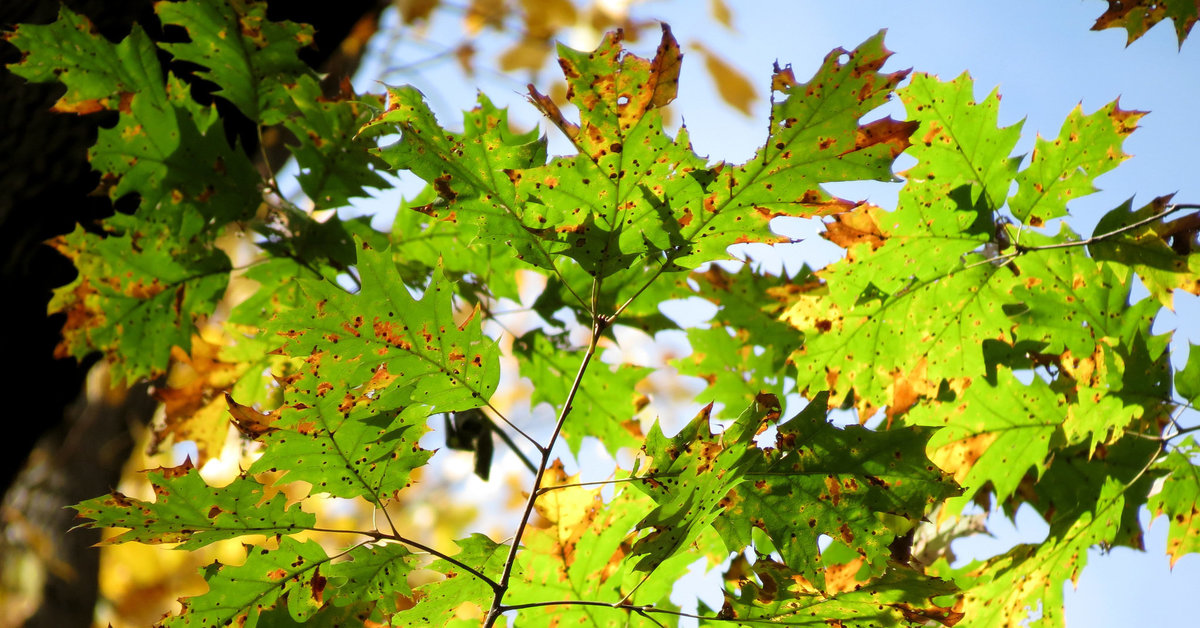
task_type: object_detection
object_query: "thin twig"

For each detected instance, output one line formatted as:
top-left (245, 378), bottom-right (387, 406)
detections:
top-left (496, 599), bottom-right (824, 625)
top-left (534, 473), bottom-right (668, 495)
top-left (483, 280), bottom-right (608, 626)
top-left (611, 255), bottom-right (675, 322)
top-left (306, 525), bottom-right (499, 589)
top-left (388, 531), bottom-right (501, 590)
top-left (487, 417), bottom-right (539, 474)
top-left (474, 301), bottom-right (561, 455)
top-left (965, 203), bottom-right (1195, 272)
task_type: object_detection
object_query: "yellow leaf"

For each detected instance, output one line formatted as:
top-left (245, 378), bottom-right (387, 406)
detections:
top-left (520, 0), bottom-right (577, 38)
top-left (499, 36), bottom-right (550, 73)
top-left (464, 0), bottom-right (506, 35)
top-left (710, 0), bottom-right (733, 29)
top-left (397, 0), bottom-right (440, 24)
top-left (689, 40), bottom-right (757, 115)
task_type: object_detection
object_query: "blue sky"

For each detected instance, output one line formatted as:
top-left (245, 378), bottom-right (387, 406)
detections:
top-left (343, 1), bottom-right (1200, 625)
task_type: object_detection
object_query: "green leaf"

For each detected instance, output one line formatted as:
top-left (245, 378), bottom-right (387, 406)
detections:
top-left (390, 185), bottom-right (527, 303)
top-left (1008, 228), bottom-right (1138, 357)
top-left (48, 222), bottom-right (230, 383)
top-left (511, 467), bottom-right (705, 626)
top-left (514, 329), bottom-right (650, 456)
top-left (247, 373), bottom-right (432, 504)
top-left (899, 72), bottom-right (1022, 213)
top-left (675, 264), bottom-right (802, 412)
top-left (73, 462), bottom-right (314, 549)
top-left (327, 543), bottom-right (419, 613)
top-left (1149, 438), bottom-right (1200, 566)
top-left (392, 534), bottom-right (507, 626)
top-left (789, 221), bottom-right (1014, 415)
top-left (269, 241), bottom-right (501, 414)
top-left (366, 88), bottom-right (554, 269)
top-left (4, 6), bottom-right (162, 114)
top-left (91, 72), bottom-right (261, 226)
top-left (718, 559), bottom-right (961, 627)
top-left (282, 76), bottom-right (390, 208)
top-left (681, 30), bottom-right (915, 268)
top-left (630, 402), bottom-right (762, 572)
top-left (155, 0), bottom-right (314, 124)
top-left (6, 5), bottom-right (260, 226)
top-left (903, 367), bottom-right (1062, 512)
top-left (714, 394), bottom-right (958, 589)
top-left (1088, 196), bottom-right (1200, 308)
top-left (1177, 344), bottom-right (1200, 405)
top-left (167, 537), bottom-right (330, 628)
top-left (1009, 101), bottom-right (1143, 225)
top-left (942, 437), bottom-right (1159, 627)
top-left (509, 25), bottom-right (706, 276)
top-left (948, 464), bottom-right (1149, 628)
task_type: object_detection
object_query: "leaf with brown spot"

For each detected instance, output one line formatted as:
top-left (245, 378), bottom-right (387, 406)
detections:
top-left (247, 368), bottom-right (433, 505)
top-left (681, 31), bottom-right (914, 268)
top-left (513, 479), bottom-right (719, 625)
top-left (719, 557), bottom-right (961, 627)
top-left (364, 87), bottom-right (552, 268)
top-left (167, 537), bottom-right (329, 627)
top-left (391, 535), bottom-right (509, 626)
top-left (47, 222), bottom-right (231, 384)
top-left (73, 464), bottom-right (314, 550)
top-left (326, 544), bottom-right (420, 614)
top-left (270, 242), bottom-right (500, 414)
top-left (1089, 196), bottom-right (1200, 309)
top-left (629, 402), bottom-right (762, 572)
top-left (1148, 439), bottom-right (1200, 567)
top-left (901, 72), bottom-right (1023, 213)
top-left (4, 7), bottom-right (157, 114)
top-left (1092, 0), bottom-right (1199, 45)
top-left (907, 367), bottom-right (1061, 514)
top-left (1010, 100), bottom-right (1144, 225)
top-left (712, 394), bottom-right (958, 590)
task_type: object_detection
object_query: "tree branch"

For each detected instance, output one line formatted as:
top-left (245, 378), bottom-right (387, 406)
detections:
top-left (483, 279), bottom-right (609, 625)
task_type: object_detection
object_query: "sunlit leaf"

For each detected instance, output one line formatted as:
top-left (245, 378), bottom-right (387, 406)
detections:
top-left (167, 537), bottom-right (330, 628)
top-left (73, 461), bottom-right (315, 550)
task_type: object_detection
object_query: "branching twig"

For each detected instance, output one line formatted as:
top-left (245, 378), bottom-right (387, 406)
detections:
top-left (611, 254), bottom-right (676, 322)
top-left (483, 277), bottom-right (609, 626)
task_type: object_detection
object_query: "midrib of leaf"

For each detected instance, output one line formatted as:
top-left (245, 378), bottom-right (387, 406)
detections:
top-left (395, 112), bottom-right (580, 295)
top-left (702, 42), bottom-right (871, 224)
top-left (100, 261), bottom-right (227, 329)
top-left (316, 408), bottom-right (391, 505)
top-left (913, 86), bottom-right (1010, 213)
top-left (817, 258), bottom-right (1006, 370)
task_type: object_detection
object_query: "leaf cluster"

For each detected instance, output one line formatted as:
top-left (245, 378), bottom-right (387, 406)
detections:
top-left (7, 1), bottom-right (1200, 627)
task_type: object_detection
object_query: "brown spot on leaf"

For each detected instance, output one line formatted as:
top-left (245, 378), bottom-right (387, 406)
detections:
top-left (850, 117), bottom-right (918, 158)
top-left (825, 475), bottom-right (842, 506)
